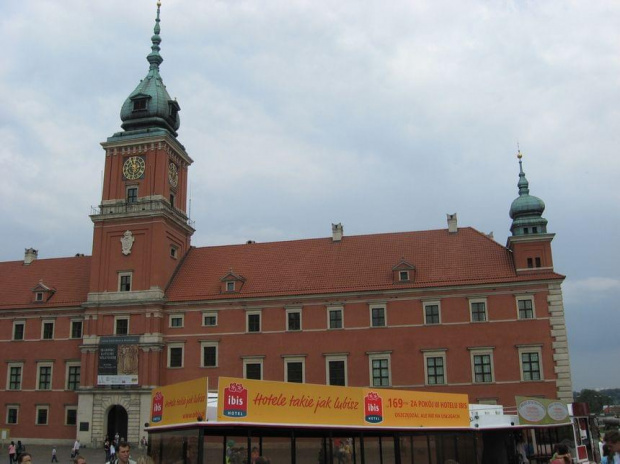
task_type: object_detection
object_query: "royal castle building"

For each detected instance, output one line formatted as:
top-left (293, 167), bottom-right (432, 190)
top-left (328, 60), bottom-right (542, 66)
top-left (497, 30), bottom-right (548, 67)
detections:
top-left (0, 3), bottom-right (572, 446)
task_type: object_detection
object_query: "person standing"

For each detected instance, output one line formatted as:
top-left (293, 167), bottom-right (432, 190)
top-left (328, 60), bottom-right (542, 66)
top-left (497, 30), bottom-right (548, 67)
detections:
top-left (17, 454), bottom-right (31, 464)
top-left (104, 438), bottom-right (111, 462)
top-left (71, 440), bottom-right (80, 459)
top-left (50, 447), bottom-right (58, 463)
top-left (109, 443), bottom-right (116, 463)
top-left (8, 442), bottom-right (16, 464)
top-left (106, 441), bottom-right (136, 464)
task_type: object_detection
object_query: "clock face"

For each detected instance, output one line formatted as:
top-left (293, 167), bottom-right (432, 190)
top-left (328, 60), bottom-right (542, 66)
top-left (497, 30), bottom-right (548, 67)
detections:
top-left (122, 156), bottom-right (146, 180)
top-left (168, 162), bottom-right (179, 187)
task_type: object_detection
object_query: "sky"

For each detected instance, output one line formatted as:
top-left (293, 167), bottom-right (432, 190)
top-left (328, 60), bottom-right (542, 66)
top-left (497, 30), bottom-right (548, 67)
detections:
top-left (1, 0), bottom-right (619, 392)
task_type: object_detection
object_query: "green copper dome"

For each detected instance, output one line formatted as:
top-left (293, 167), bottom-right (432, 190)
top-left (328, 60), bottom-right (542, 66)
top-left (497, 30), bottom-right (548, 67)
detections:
top-left (119, 1), bottom-right (180, 137)
top-left (509, 152), bottom-right (548, 236)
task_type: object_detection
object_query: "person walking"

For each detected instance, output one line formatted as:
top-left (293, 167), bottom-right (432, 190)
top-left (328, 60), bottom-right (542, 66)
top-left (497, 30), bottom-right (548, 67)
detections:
top-left (8, 442), bottom-right (16, 464)
top-left (50, 447), bottom-right (58, 463)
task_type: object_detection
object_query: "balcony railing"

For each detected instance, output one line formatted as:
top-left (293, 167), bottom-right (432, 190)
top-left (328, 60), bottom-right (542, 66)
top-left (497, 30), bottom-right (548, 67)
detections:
top-left (90, 199), bottom-right (195, 228)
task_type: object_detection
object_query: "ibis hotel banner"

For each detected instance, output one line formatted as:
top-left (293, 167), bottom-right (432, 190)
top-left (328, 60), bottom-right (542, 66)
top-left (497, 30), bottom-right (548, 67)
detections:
top-left (150, 377), bottom-right (209, 426)
top-left (516, 396), bottom-right (570, 425)
top-left (97, 336), bottom-right (140, 385)
top-left (217, 377), bottom-right (469, 428)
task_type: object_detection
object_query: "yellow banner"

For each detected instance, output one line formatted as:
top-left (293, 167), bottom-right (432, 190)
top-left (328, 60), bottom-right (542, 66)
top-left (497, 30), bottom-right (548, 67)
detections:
top-left (151, 377), bottom-right (208, 426)
top-left (217, 377), bottom-right (469, 428)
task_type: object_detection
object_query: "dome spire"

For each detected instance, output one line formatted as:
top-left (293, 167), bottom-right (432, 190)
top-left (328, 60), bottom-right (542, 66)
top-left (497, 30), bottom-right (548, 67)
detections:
top-left (147, 1), bottom-right (163, 71)
top-left (508, 149), bottom-right (548, 236)
top-left (115, 0), bottom-right (181, 138)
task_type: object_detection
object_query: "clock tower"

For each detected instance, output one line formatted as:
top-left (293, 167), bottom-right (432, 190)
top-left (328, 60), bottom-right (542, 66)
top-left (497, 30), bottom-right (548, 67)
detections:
top-left (88, 1), bottom-right (194, 300)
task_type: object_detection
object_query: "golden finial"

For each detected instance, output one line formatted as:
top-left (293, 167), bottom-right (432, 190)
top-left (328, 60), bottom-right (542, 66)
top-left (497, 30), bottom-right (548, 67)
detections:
top-left (516, 142), bottom-right (522, 159)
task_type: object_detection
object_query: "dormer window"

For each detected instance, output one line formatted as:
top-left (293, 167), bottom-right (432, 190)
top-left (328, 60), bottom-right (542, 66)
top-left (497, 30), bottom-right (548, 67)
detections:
top-left (392, 259), bottom-right (415, 284)
top-left (35, 292), bottom-right (44, 302)
top-left (399, 271), bottom-right (409, 282)
top-left (133, 98), bottom-right (148, 111)
top-left (32, 281), bottom-right (55, 303)
top-left (220, 270), bottom-right (246, 294)
top-left (168, 100), bottom-right (180, 123)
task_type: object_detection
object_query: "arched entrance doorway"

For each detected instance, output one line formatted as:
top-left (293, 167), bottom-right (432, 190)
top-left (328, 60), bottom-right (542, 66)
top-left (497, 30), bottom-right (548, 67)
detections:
top-left (107, 405), bottom-right (128, 443)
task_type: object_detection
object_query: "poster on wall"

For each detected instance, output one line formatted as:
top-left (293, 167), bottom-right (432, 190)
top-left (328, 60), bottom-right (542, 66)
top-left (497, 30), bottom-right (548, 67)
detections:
top-left (515, 396), bottom-right (570, 425)
top-left (97, 336), bottom-right (140, 385)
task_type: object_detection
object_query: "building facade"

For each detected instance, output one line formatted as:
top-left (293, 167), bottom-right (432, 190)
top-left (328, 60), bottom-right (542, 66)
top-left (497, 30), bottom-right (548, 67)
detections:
top-left (0, 4), bottom-right (572, 446)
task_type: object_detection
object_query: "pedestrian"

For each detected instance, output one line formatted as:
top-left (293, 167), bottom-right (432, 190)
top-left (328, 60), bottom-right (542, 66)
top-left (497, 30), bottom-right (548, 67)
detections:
top-left (8, 441), bottom-right (16, 464)
top-left (17, 454), bottom-right (31, 464)
top-left (16, 443), bottom-right (24, 460)
top-left (106, 441), bottom-right (136, 464)
top-left (71, 440), bottom-right (80, 459)
top-left (50, 447), bottom-right (58, 463)
top-left (73, 456), bottom-right (86, 464)
top-left (604, 430), bottom-right (620, 464)
top-left (104, 438), bottom-right (111, 462)
top-left (549, 444), bottom-right (571, 464)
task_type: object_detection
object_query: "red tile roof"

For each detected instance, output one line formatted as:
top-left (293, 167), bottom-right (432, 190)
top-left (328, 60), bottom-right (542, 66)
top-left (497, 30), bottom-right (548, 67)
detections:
top-left (0, 256), bottom-right (91, 310)
top-left (166, 227), bottom-right (564, 302)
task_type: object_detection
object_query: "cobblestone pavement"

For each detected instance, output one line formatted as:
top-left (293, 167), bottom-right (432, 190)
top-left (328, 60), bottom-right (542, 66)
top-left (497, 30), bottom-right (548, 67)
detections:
top-left (7, 445), bottom-right (148, 464)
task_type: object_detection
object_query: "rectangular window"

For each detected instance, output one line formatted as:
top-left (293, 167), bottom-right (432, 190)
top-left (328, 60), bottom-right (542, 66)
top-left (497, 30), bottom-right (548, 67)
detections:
top-left (399, 271), bottom-right (409, 281)
top-left (71, 321), bottom-right (83, 339)
top-left (370, 356), bottom-right (390, 387)
top-left (326, 356), bottom-right (347, 386)
top-left (8, 365), bottom-right (22, 390)
top-left (520, 349), bottom-right (543, 381)
top-left (119, 273), bottom-right (132, 292)
top-left (35, 292), bottom-right (44, 302)
top-left (7, 406), bottom-right (18, 425)
top-left (127, 187), bottom-right (138, 203)
top-left (42, 321), bottom-right (54, 339)
top-left (115, 317), bottom-right (129, 335)
top-left (38, 365), bottom-right (52, 390)
top-left (203, 312), bottom-right (217, 326)
top-left (67, 365), bottom-right (81, 391)
top-left (170, 246), bottom-right (178, 259)
top-left (170, 315), bottom-right (184, 328)
top-left (36, 406), bottom-right (49, 425)
top-left (527, 258), bottom-right (533, 268)
top-left (247, 312), bottom-right (261, 333)
top-left (470, 301), bottom-right (487, 322)
top-left (244, 360), bottom-right (263, 380)
top-left (170, 193), bottom-right (176, 208)
top-left (424, 303), bottom-right (440, 324)
top-left (517, 298), bottom-right (535, 319)
top-left (226, 281), bottom-right (235, 292)
top-left (328, 308), bottom-right (343, 329)
top-left (65, 407), bottom-right (77, 426)
top-left (286, 310), bottom-right (301, 331)
top-left (370, 306), bottom-right (386, 327)
top-left (13, 322), bottom-right (25, 341)
top-left (285, 360), bottom-right (305, 383)
top-left (472, 352), bottom-right (494, 383)
top-left (535, 257), bottom-right (541, 267)
top-left (168, 346), bottom-right (184, 368)
top-left (425, 356), bottom-right (446, 385)
top-left (202, 344), bottom-right (217, 368)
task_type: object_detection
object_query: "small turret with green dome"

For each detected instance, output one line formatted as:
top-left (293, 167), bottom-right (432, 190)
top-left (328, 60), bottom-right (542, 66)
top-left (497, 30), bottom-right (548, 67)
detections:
top-left (509, 150), bottom-right (548, 236)
top-left (116, 0), bottom-right (180, 138)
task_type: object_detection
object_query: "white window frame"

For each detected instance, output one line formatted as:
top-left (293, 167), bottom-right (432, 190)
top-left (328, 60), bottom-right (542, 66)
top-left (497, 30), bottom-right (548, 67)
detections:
top-left (327, 306), bottom-right (344, 330)
top-left (13, 321), bottom-right (25, 340)
top-left (246, 311), bottom-right (262, 333)
top-left (114, 316), bottom-right (130, 335)
top-left (423, 301), bottom-right (441, 325)
top-left (286, 308), bottom-right (302, 331)
top-left (469, 298), bottom-right (488, 323)
top-left (169, 314), bottom-right (184, 328)
top-left (170, 245), bottom-right (178, 259)
top-left (284, 356), bottom-right (306, 383)
top-left (399, 270), bottom-right (410, 282)
top-left (35, 291), bottom-right (44, 302)
top-left (368, 353), bottom-right (391, 387)
top-left (518, 345), bottom-right (544, 382)
top-left (202, 312), bottom-right (218, 327)
top-left (70, 319), bottom-right (83, 339)
top-left (35, 405), bottom-right (49, 425)
top-left (516, 295), bottom-right (536, 320)
top-left (36, 362), bottom-right (54, 391)
top-left (41, 319), bottom-right (55, 340)
top-left (369, 304), bottom-right (387, 328)
top-left (65, 406), bottom-right (78, 426)
top-left (167, 343), bottom-right (184, 369)
top-left (65, 362), bottom-right (81, 391)
top-left (325, 355), bottom-right (348, 386)
top-left (7, 363), bottom-right (23, 391)
top-left (226, 281), bottom-right (235, 292)
top-left (118, 271), bottom-right (133, 292)
top-left (6, 405), bottom-right (19, 425)
top-left (200, 341), bottom-right (218, 368)
top-left (243, 358), bottom-right (264, 380)
top-left (423, 350), bottom-right (447, 386)
top-left (470, 348), bottom-right (495, 384)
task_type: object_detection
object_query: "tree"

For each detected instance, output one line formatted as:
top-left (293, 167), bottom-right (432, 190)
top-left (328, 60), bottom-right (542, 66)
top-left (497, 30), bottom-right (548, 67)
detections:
top-left (575, 389), bottom-right (613, 414)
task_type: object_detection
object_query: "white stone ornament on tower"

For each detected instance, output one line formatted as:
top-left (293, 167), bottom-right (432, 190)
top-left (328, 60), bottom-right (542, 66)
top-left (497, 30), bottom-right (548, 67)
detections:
top-left (120, 230), bottom-right (135, 255)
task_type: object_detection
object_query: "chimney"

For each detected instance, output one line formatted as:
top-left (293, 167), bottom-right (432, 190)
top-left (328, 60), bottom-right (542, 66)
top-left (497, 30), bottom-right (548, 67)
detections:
top-left (332, 223), bottom-right (343, 242)
top-left (24, 248), bottom-right (38, 265)
top-left (447, 213), bottom-right (458, 233)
